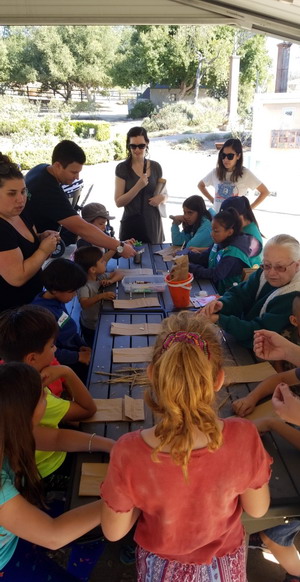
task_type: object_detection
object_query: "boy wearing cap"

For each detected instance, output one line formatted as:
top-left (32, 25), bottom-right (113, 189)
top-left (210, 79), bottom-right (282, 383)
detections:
top-left (77, 202), bottom-right (115, 250)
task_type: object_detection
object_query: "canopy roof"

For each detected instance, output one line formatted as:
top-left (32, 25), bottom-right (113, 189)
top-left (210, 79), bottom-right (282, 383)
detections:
top-left (1, 0), bottom-right (299, 43)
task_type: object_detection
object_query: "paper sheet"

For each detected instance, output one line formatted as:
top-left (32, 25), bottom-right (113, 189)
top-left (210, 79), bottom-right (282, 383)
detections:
top-left (224, 362), bottom-right (276, 384)
top-left (83, 397), bottom-right (145, 422)
top-left (245, 400), bottom-right (276, 421)
top-left (113, 298), bottom-right (160, 309)
top-left (79, 463), bottom-right (108, 496)
top-left (110, 322), bottom-right (162, 336)
top-left (153, 246), bottom-right (179, 261)
top-left (113, 346), bottom-right (153, 363)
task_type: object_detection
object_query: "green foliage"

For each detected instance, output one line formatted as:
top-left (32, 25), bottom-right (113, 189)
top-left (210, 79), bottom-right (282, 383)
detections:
top-left (128, 100), bottom-right (155, 120)
top-left (143, 99), bottom-right (227, 132)
top-left (112, 135), bottom-right (126, 160)
top-left (71, 121), bottom-right (110, 141)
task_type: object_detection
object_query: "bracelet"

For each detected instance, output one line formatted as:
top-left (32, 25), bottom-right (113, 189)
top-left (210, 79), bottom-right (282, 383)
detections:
top-left (88, 432), bottom-right (96, 453)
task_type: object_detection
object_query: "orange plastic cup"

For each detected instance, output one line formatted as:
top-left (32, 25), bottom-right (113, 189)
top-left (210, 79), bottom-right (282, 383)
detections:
top-left (165, 273), bottom-right (194, 308)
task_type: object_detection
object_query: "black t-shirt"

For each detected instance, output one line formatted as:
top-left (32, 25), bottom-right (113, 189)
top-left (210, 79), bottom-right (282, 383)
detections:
top-left (0, 209), bottom-right (42, 311)
top-left (25, 164), bottom-right (78, 232)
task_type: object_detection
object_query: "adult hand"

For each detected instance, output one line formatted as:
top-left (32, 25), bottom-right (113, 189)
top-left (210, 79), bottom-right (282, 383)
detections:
top-left (253, 330), bottom-right (290, 361)
top-left (39, 232), bottom-right (60, 256)
top-left (199, 299), bottom-right (223, 318)
top-left (138, 174), bottom-right (148, 189)
top-left (122, 243), bottom-right (136, 258)
top-left (124, 238), bottom-right (136, 245)
top-left (272, 383), bottom-right (300, 425)
top-left (170, 214), bottom-right (184, 226)
top-left (148, 194), bottom-right (164, 207)
top-left (39, 230), bottom-right (60, 242)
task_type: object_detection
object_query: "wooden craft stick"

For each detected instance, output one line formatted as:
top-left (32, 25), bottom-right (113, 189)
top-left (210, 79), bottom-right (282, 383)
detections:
top-left (113, 298), bottom-right (160, 309)
top-left (110, 322), bottom-right (162, 335)
top-left (112, 346), bottom-right (153, 363)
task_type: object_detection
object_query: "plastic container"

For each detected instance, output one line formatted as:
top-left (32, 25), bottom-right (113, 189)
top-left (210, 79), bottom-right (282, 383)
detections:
top-left (122, 275), bottom-right (167, 294)
top-left (165, 273), bottom-right (194, 308)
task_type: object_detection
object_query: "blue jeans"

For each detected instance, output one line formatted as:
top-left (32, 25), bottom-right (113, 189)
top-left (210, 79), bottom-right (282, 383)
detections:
top-left (263, 519), bottom-right (300, 547)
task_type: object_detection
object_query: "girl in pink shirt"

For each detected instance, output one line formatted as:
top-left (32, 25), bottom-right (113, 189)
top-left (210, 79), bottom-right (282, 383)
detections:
top-left (100, 311), bottom-right (272, 582)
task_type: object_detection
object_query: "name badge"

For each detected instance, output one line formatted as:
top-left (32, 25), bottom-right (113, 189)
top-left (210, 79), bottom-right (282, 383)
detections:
top-left (57, 312), bottom-right (70, 328)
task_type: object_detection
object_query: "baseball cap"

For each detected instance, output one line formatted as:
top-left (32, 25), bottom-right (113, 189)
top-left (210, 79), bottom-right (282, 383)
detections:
top-left (82, 202), bottom-right (115, 223)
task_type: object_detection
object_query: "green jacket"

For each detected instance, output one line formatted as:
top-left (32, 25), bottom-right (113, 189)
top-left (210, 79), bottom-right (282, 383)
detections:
top-left (208, 242), bottom-right (252, 294)
top-left (218, 268), bottom-right (300, 347)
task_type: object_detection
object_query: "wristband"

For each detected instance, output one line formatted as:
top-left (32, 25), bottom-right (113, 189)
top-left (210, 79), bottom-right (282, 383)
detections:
top-left (88, 432), bottom-right (96, 453)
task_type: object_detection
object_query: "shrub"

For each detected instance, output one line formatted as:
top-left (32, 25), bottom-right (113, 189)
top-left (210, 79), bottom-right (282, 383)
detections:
top-left (71, 121), bottom-right (110, 141)
top-left (143, 99), bottom-right (227, 133)
top-left (112, 135), bottom-right (126, 160)
top-left (83, 142), bottom-right (114, 164)
top-left (128, 100), bottom-right (155, 120)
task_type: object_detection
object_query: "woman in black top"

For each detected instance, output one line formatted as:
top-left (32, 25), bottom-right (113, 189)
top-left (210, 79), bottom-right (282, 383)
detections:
top-left (115, 126), bottom-right (166, 243)
top-left (0, 155), bottom-right (59, 311)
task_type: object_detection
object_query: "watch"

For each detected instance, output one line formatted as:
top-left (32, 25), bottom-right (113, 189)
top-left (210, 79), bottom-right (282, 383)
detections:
top-left (116, 242), bottom-right (125, 254)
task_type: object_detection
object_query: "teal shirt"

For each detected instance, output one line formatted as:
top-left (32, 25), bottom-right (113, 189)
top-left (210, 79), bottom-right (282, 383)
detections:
top-left (0, 461), bottom-right (19, 568)
top-left (171, 217), bottom-right (213, 248)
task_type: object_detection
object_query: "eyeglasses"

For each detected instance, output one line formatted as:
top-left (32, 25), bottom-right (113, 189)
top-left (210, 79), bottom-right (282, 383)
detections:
top-left (261, 261), bottom-right (295, 273)
top-left (129, 144), bottom-right (146, 150)
top-left (221, 153), bottom-right (236, 160)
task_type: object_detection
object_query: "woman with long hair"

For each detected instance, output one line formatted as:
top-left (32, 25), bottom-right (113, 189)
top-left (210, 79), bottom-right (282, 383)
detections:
top-left (198, 138), bottom-right (269, 212)
top-left (115, 126), bottom-right (166, 243)
top-left (171, 194), bottom-right (213, 249)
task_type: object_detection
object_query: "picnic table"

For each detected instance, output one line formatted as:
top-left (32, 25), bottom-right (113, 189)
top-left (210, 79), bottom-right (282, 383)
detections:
top-left (67, 243), bottom-right (300, 534)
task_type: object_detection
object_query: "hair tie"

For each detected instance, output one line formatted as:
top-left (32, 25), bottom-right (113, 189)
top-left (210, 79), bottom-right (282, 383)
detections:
top-left (161, 331), bottom-right (210, 359)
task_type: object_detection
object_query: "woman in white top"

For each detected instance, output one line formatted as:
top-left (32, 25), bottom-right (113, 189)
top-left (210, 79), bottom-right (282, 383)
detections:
top-left (198, 138), bottom-right (269, 213)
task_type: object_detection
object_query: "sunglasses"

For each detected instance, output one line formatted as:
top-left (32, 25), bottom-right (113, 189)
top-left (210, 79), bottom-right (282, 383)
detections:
top-left (129, 144), bottom-right (146, 150)
top-left (261, 261), bottom-right (295, 273)
top-left (221, 153), bottom-right (236, 160)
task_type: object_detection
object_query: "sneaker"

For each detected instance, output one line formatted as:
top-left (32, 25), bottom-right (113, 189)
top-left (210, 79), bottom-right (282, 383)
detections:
top-left (284, 575), bottom-right (300, 582)
top-left (248, 533), bottom-right (270, 552)
top-left (119, 543), bottom-right (136, 565)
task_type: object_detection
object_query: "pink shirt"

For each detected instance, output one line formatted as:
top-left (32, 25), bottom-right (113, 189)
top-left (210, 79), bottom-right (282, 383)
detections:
top-left (101, 417), bottom-right (272, 564)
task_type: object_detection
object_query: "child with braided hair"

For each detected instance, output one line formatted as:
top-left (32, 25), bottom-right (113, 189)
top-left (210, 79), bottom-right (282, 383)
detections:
top-left (100, 311), bottom-right (272, 582)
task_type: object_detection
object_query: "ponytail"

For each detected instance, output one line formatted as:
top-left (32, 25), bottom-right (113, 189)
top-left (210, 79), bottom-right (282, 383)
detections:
top-left (146, 312), bottom-right (223, 478)
top-left (214, 207), bottom-right (242, 239)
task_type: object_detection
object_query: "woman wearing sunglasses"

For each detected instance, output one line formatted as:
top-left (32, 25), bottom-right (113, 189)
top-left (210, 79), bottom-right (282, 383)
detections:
top-left (198, 138), bottom-right (269, 213)
top-left (199, 234), bottom-right (300, 348)
top-left (0, 154), bottom-right (59, 312)
top-left (115, 126), bottom-right (165, 243)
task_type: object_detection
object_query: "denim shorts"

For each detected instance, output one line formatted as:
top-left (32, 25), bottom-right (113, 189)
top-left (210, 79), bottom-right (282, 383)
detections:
top-left (263, 519), bottom-right (300, 546)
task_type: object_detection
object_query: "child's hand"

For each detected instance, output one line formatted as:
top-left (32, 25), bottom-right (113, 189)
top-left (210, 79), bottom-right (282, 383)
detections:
top-left (232, 395), bottom-right (256, 417)
top-left (78, 349), bottom-right (91, 365)
top-left (80, 346), bottom-right (91, 353)
top-left (272, 383), bottom-right (300, 425)
top-left (99, 279), bottom-right (112, 288)
top-left (100, 292), bottom-right (116, 301)
top-left (40, 364), bottom-right (68, 386)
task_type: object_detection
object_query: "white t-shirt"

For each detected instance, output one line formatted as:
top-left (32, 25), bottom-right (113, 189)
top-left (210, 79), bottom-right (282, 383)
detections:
top-left (202, 167), bottom-right (262, 212)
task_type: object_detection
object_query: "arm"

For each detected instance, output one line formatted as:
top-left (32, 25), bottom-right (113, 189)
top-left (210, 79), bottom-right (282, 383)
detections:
top-left (114, 175), bottom-right (148, 208)
top-left (250, 183), bottom-right (269, 210)
top-left (0, 495), bottom-right (101, 551)
top-left (254, 330), bottom-right (300, 365)
top-left (0, 235), bottom-right (58, 287)
top-left (240, 483), bottom-right (270, 518)
top-left (189, 255), bottom-right (245, 284)
top-left (272, 383), bottom-right (300, 425)
top-left (198, 179), bottom-right (214, 204)
top-left (79, 291), bottom-right (115, 309)
top-left (255, 415), bottom-right (300, 450)
top-left (34, 425), bottom-right (115, 454)
top-left (58, 215), bottom-right (135, 258)
top-left (40, 365), bottom-right (96, 420)
top-left (101, 501), bottom-right (141, 542)
top-left (171, 221), bottom-right (187, 246)
top-left (233, 369), bottom-right (299, 417)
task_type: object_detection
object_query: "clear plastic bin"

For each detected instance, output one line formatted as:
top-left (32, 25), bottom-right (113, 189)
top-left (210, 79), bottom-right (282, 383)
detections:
top-left (122, 275), bottom-right (167, 293)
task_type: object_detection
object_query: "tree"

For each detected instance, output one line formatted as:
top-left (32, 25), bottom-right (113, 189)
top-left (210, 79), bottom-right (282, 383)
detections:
top-left (111, 25), bottom-right (271, 106)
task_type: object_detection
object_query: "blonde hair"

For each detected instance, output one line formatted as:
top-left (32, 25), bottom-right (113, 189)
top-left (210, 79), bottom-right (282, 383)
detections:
top-left (146, 312), bottom-right (223, 478)
top-left (264, 234), bottom-right (300, 262)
